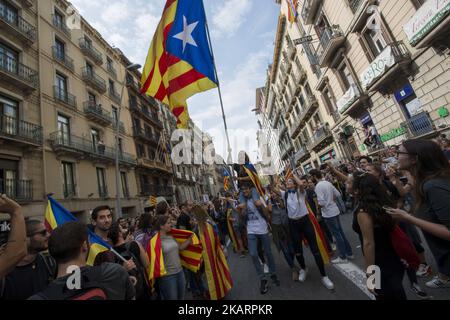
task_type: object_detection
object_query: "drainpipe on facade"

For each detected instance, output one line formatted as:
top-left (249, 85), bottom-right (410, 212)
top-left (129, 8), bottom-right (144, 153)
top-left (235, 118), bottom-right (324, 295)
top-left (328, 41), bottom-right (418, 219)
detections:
top-left (36, 1), bottom-right (48, 205)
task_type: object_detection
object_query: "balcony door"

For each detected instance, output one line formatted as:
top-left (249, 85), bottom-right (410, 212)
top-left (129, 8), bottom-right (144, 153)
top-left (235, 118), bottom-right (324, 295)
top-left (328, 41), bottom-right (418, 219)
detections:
top-left (91, 128), bottom-right (100, 152)
top-left (57, 114), bottom-right (70, 145)
top-left (0, 159), bottom-right (18, 198)
top-left (0, 95), bottom-right (17, 135)
top-left (55, 73), bottom-right (68, 100)
top-left (0, 43), bottom-right (18, 74)
top-left (55, 38), bottom-right (66, 61)
top-left (0, 0), bottom-right (18, 26)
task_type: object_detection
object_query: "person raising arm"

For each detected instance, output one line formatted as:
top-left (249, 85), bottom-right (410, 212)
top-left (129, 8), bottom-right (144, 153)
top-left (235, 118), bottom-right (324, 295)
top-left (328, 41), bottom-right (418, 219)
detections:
top-left (0, 194), bottom-right (27, 278)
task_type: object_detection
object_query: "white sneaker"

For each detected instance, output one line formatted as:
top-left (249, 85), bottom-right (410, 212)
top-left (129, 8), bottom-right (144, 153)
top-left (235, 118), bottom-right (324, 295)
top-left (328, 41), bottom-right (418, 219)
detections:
top-left (416, 264), bottom-right (431, 277)
top-left (426, 276), bottom-right (450, 289)
top-left (322, 276), bottom-right (335, 290)
top-left (331, 257), bottom-right (349, 264)
top-left (263, 264), bottom-right (269, 274)
top-left (298, 268), bottom-right (308, 282)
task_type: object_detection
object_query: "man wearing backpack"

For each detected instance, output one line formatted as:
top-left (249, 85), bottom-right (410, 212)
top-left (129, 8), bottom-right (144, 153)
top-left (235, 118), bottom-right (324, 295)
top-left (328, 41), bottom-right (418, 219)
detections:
top-left (274, 175), bottom-right (335, 290)
top-left (30, 221), bottom-right (135, 300)
top-left (1, 219), bottom-right (56, 300)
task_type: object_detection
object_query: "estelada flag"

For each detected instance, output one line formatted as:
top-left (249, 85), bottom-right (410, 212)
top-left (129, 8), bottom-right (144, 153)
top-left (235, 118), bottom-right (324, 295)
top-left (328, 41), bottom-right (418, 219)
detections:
top-left (243, 163), bottom-right (266, 197)
top-left (44, 196), bottom-right (113, 266)
top-left (140, 0), bottom-right (218, 128)
top-left (44, 196), bottom-right (77, 232)
top-left (199, 221), bottom-right (233, 300)
top-left (146, 229), bottom-right (202, 282)
top-left (287, 0), bottom-right (299, 24)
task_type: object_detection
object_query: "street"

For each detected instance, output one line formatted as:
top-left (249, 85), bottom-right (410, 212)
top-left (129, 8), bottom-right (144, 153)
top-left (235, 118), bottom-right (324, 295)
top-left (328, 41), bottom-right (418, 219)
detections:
top-left (224, 212), bottom-right (450, 300)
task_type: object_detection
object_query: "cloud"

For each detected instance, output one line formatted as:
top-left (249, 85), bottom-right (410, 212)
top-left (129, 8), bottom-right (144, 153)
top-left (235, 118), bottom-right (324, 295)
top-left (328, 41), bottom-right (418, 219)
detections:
top-left (212, 0), bottom-right (252, 38)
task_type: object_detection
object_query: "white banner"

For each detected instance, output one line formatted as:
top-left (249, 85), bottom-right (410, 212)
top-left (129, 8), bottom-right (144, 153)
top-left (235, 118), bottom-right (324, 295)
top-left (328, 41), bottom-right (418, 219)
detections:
top-left (337, 84), bottom-right (360, 114)
top-left (404, 0), bottom-right (450, 45)
top-left (360, 45), bottom-right (396, 90)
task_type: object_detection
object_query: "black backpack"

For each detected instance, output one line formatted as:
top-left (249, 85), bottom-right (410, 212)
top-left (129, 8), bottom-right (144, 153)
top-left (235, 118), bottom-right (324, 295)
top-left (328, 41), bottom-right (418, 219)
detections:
top-left (32, 267), bottom-right (107, 300)
top-left (117, 242), bottom-right (150, 300)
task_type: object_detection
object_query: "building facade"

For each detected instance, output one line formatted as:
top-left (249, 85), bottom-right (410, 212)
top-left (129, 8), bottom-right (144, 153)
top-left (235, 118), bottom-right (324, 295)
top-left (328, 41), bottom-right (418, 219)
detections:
top-left (266, 0), bottom-right (450, 172)
top-left (122, 55), bottom-right (175, 210)
top-left (1, 0), bottom-right (179, 220)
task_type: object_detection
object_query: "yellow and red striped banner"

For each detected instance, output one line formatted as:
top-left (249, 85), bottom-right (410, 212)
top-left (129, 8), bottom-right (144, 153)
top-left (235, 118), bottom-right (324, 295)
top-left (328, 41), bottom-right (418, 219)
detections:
top-left (306, 203), bottom-right (331, 265)
top-left (199, 222), bottom-right (233, 300)
top-left (243, 164), bottom-right (265, 197)
top-left (226, 209), bottom-right (239, 252)
top-left (146, 229), bottom-right (202, 283)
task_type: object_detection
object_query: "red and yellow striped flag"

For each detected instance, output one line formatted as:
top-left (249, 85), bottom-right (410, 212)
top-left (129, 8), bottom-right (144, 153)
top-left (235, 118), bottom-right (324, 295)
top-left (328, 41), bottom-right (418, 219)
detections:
top-left (305, 202), bottom-right (331, 264)
top-left (226, 209), bottom-right (239, 252)
top-left (146, 229), bottom-right (202, 283)
top-left (199, 222), bottom-right (233, 300)
top-left (140, 0), bottom-right (218, 128)
top-left (243, 163), bottom-right (265, 197)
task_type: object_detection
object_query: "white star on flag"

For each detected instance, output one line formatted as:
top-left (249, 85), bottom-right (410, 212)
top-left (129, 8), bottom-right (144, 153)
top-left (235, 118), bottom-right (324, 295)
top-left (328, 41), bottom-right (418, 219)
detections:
top-left (173, 15), bottom-right (199, 53)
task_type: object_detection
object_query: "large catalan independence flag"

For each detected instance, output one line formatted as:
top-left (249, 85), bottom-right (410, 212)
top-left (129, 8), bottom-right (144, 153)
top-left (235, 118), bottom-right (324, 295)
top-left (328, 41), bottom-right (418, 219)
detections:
top-left (146, 229), bottom-right (203, 282)
top-left (199, 222), bottom-right (233, 300)
top-left (140, 0), bottom-right (218, 128)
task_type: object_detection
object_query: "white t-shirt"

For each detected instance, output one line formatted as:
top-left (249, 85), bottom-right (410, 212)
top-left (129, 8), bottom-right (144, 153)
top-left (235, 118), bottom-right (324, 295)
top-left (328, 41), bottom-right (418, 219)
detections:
top-left (246, 200), bottom-right (268, 235)
top-left (315, 180), bottom-right (341, 218)
top-left (280, 190), bottom-right (308, 220)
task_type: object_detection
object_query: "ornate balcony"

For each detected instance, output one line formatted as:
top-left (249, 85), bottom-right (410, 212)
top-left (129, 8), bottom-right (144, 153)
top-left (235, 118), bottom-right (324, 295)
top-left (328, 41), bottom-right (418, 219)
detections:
top-left (401, 111), bottom-right (436, 139)
top-left (52, 14), bottom-right (71, 38)
top-left (83, 101), bottom-right (113, 126)
top-left (53, 86), bottom-right (77, 108)
top-left (301, 0), bottom-right (323, 25)
top-left (0, 53), bottom-right (38, 92)
top-left (0, 179), bottom-right (32, 203)
top-left (317, 25), bottom-right (346, 67)
top-left (49, 131), bottom-right (137, 166)
top-left (81, 67), bottom-right (107, 93)
top-left (0, 11), bottom-right (36, 44)
top-left (52, 46), bottom-right (74, 71)
top-left (79, 38), bottom-right (103, 65)
top-left (360, 41), bottom-right (411, 93)
top-left (0, 114), bottom-right (43, 146)
top-left (308, 126), bottom-right (334, 152)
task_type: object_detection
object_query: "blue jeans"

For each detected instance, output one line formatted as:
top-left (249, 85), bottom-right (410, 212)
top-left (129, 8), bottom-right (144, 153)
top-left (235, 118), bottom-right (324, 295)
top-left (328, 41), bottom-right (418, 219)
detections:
top-left (239, 187), bottom-right (260, 204)
top-left (324, 215), bottom-right (353, 259)
top-left (248, 233), bottom-right (276, 280)
top-left (158, 270), bottom-right (186, 300)
top-left (279, 235), bottom-right (295, 269)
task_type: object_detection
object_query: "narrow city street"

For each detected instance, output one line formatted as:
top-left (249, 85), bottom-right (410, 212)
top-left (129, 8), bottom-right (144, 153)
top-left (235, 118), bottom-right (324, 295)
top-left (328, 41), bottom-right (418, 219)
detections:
top-left (225, 212), bottom-right (450, 300)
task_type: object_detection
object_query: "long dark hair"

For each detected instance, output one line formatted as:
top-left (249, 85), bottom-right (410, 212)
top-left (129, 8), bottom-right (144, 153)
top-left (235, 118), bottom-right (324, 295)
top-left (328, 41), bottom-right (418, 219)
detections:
top-left (352, 172), bottom-right (395, 230)
top-left (403, 139), bottom-right (450, 208)
top-left (137, 213), bottom-right (153, 233)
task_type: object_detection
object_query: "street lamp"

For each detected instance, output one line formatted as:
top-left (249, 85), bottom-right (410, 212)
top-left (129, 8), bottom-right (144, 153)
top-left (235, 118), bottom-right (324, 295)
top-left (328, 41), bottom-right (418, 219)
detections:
top-left (115, 63), bottom-right (141, 219)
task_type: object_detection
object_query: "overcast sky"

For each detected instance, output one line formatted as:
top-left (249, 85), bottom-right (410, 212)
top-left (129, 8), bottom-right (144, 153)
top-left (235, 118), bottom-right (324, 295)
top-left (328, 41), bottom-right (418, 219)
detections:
top-left (70, 0), bottom-right (280, 163)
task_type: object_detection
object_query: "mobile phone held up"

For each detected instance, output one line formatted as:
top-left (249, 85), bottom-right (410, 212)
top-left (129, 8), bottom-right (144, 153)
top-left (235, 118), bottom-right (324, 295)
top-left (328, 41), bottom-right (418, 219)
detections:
top-left (0, 220), bottom-right (11, 247)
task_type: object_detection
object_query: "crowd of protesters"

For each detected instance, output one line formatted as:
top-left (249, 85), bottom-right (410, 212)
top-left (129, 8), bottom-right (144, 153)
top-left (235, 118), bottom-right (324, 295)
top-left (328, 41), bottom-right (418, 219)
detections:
top-left (0, 138), bottom-right (450, 300)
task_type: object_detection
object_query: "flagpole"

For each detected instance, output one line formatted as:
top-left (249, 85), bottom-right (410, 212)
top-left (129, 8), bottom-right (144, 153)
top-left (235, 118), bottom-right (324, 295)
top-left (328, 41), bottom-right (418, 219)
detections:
top-left (202, 5), bottom-right (233, 167)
